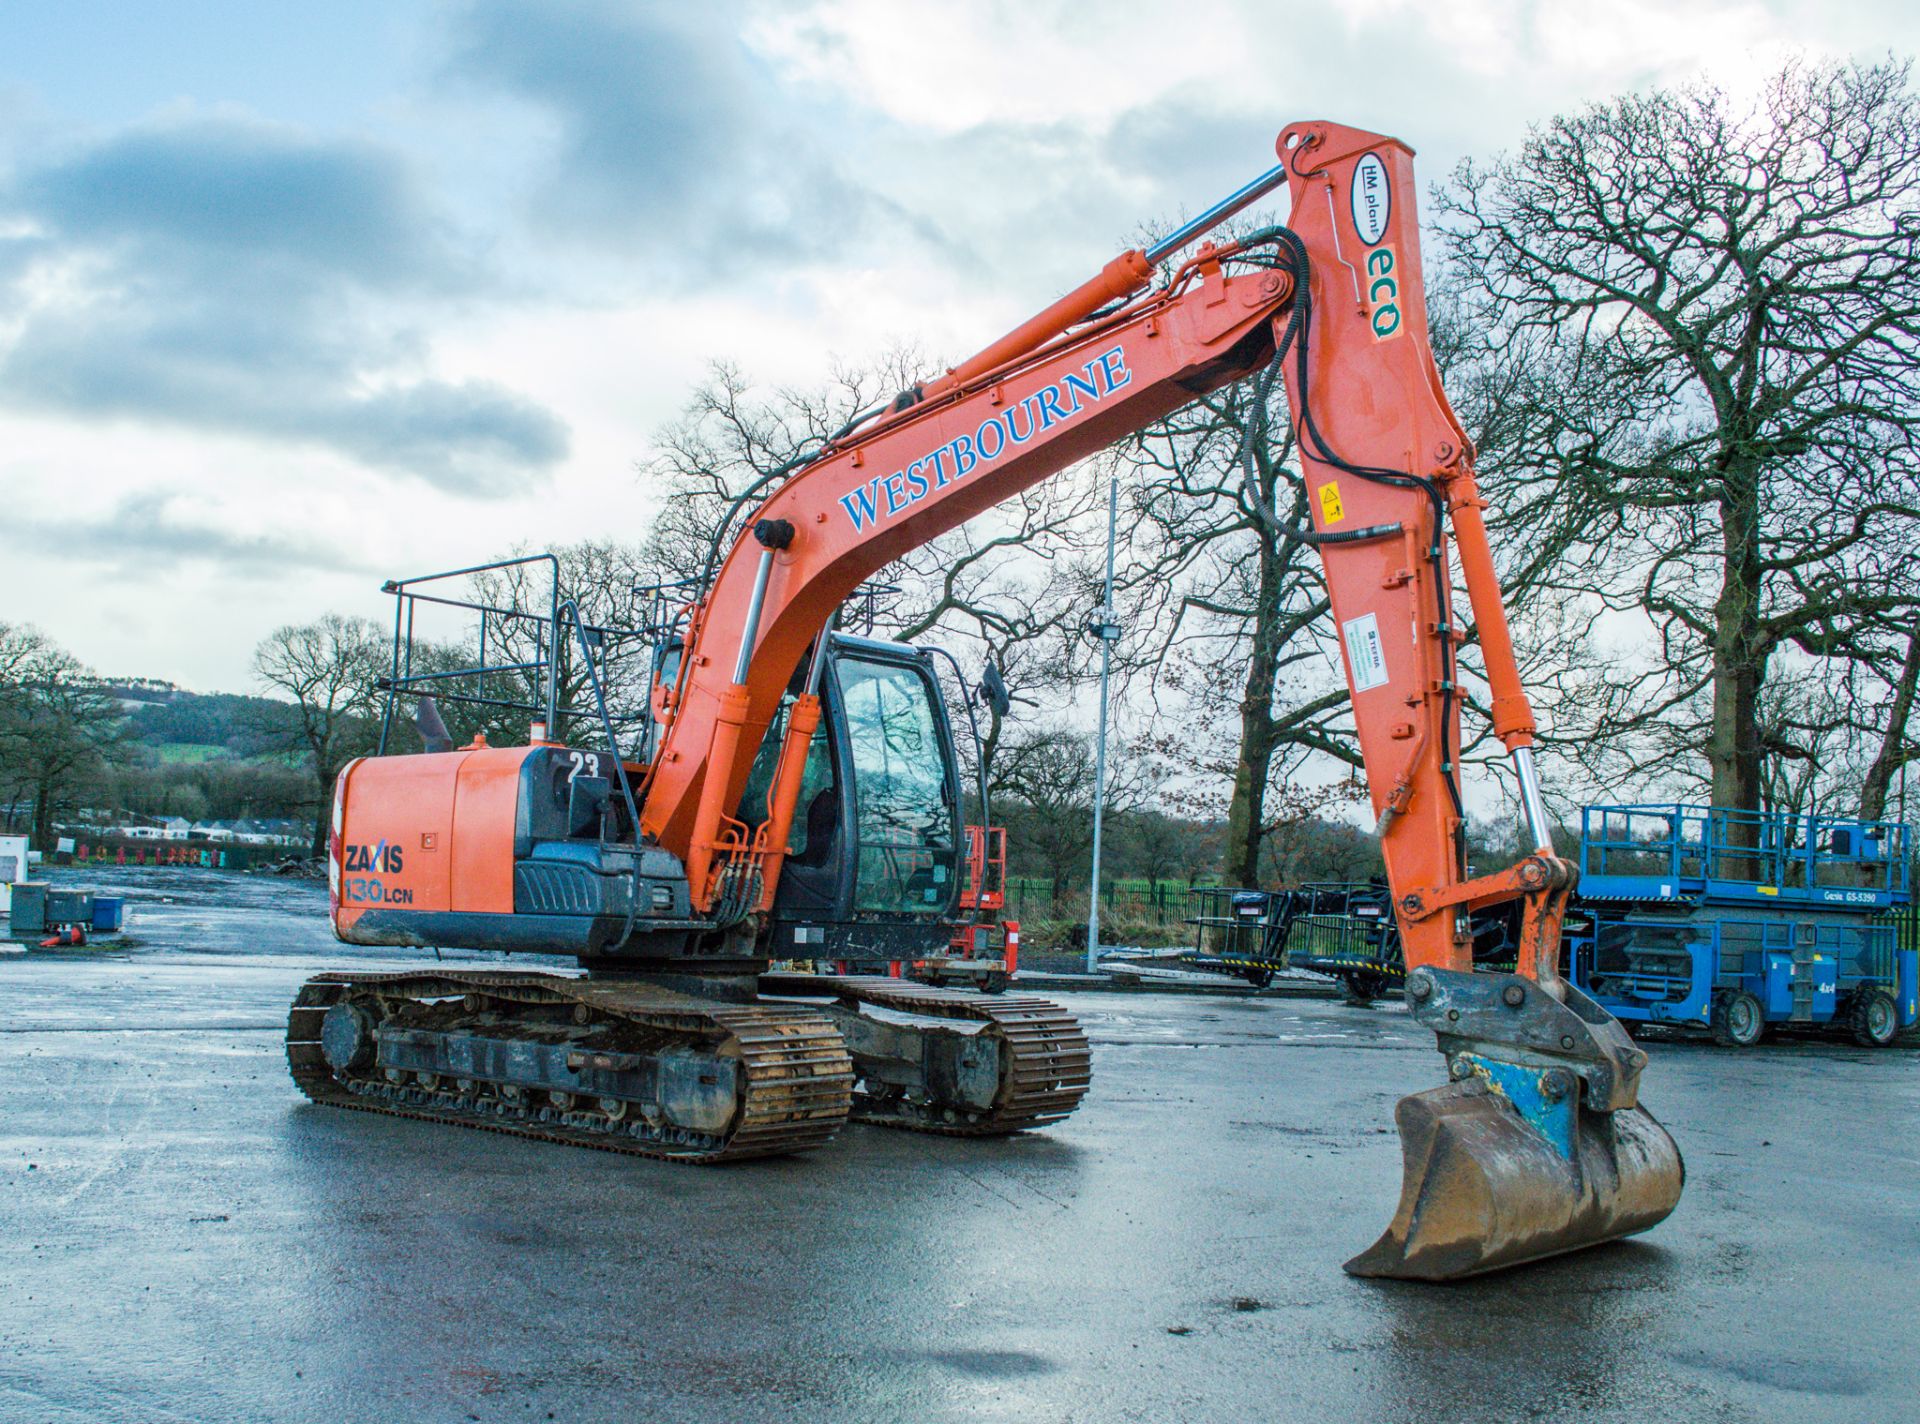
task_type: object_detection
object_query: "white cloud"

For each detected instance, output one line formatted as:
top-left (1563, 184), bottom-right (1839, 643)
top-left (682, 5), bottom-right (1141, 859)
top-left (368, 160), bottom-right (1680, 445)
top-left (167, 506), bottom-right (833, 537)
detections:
top-left (8, 1), bottom-right (1920, 691)
top-left (748, 0), bottom-right (1257, 132)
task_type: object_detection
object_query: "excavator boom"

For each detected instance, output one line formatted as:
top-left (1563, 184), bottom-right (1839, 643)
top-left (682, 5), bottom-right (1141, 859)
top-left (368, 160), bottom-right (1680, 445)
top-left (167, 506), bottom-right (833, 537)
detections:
top-left (638, 244), bottom-right (1287, 870)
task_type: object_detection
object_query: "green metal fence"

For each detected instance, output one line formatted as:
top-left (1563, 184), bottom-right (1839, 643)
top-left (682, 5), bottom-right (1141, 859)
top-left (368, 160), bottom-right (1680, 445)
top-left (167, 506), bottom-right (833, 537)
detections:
top-left (1007, 878), bottom-right (1210, 928)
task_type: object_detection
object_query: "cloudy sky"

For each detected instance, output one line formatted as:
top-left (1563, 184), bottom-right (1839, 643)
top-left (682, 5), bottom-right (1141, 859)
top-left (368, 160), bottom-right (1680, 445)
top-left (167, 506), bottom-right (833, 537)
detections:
top-left (2, 0), bottom-right (1913, 691)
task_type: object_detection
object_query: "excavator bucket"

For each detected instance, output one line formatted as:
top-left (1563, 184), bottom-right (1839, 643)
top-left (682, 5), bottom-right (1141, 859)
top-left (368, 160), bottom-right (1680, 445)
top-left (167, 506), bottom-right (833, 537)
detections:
top-left (1345, 1077), bottom-right (1685, 1280)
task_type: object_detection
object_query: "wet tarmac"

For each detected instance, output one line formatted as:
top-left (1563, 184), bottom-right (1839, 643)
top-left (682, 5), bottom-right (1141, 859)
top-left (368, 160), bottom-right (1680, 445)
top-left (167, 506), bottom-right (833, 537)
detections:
top-left (3, 867), bottom-right (1917, 1422)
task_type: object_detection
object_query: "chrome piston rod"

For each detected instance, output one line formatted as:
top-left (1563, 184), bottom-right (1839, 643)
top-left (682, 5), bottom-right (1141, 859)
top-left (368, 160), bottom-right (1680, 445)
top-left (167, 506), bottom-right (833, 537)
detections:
top-left (1511, 744), bottom-right (1553, 853)
top-left (732, 549), bottom-right (776, 686)
top-left (1144, 164), bottom-right (1289, 263)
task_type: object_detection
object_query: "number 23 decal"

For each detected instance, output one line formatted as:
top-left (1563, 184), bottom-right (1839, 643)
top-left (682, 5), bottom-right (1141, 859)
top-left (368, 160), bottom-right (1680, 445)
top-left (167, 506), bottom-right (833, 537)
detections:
top-left (566, 751), bottom-right (601, 783)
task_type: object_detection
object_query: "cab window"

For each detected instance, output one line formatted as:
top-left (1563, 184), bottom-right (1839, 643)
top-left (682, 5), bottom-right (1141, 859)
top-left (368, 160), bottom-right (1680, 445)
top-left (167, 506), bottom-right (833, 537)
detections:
top-left (836, 657), bottom-right (955, 915)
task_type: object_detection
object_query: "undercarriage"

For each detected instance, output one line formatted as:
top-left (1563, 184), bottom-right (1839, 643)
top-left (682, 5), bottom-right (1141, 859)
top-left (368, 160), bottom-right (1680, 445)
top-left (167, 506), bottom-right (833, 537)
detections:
top-left (287, 968), bottom-right (1090, 1161)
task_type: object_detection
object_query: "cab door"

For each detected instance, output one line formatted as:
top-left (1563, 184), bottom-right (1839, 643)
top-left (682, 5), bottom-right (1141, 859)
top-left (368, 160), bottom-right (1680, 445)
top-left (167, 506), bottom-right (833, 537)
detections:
top-left (743, 638), bottom-right (962, 928)
top-left (830, 647), bottom-right (961, 921)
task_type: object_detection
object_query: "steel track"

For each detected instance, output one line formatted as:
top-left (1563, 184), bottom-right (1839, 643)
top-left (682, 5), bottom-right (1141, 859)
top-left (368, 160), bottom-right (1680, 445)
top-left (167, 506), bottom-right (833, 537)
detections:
top-left (286, 970), bottom-right (852, 1163)
top-left (759, 973), bottom-right (1093, 1134)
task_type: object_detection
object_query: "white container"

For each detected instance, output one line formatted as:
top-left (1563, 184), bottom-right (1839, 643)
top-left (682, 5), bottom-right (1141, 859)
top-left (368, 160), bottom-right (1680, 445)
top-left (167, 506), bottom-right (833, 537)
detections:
top-left (0, 834), bottom-right (28, 916)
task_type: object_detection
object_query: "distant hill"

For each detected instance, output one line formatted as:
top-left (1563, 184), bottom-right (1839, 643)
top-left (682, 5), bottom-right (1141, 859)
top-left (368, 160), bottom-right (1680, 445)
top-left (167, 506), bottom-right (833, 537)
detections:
top-left (124, 691), bottom-right (293, 758)
top-left (99, 676), bottom-right (179, 699)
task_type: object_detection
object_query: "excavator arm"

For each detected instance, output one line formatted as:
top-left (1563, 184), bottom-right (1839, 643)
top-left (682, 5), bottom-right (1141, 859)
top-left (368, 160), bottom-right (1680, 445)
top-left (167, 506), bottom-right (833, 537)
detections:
top-left (638, 118), bottom-right (1682, 1278)
top-left (1268, 124), bottom-right (1682, 1275)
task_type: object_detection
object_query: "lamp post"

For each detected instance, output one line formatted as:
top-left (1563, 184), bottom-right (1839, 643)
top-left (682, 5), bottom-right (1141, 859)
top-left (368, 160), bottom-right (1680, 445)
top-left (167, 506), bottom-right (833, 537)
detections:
top-left (1086, 478), bottom-right (1122, 975)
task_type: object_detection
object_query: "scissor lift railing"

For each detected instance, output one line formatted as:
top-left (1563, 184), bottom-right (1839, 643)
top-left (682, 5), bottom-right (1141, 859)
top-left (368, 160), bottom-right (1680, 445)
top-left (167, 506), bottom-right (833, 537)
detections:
top-left (1580, 803), bottom-right (1912, 909)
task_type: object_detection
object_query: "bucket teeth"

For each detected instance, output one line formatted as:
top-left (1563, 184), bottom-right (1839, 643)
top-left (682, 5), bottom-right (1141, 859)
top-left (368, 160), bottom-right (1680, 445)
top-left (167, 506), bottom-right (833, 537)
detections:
top-left (1344, 1080), bottom-right (1685, 1281)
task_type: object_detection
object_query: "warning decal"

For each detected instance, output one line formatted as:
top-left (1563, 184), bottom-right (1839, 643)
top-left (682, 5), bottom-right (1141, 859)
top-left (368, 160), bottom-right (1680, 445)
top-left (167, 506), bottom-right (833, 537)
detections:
top-left (1317, 481), bottom-right (1345, 524)
top-left (1342, 612), bottom-right (1390, 692)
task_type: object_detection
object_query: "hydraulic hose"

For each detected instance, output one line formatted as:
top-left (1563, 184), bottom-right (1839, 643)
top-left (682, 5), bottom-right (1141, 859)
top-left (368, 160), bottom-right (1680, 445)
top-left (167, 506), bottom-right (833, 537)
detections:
top-left (1233, 228), bottom-right (1468, 842)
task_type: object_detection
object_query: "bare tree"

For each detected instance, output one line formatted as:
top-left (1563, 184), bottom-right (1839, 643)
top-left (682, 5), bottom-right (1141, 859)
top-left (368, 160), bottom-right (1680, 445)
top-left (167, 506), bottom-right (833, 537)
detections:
top-left (1259, 814), bottom-right (1386, 886)
top-left (1110, 808), bottom-right (1195, 893)
top-left (1439, 58), bottom-right (1920, 820)
top-left (253, 615), bottom-right (388, 855)
top-left (991, 722), bottom-right (1153, 905)
top-left (640, 356), bottom-right (925, 585)
top-left (1857, 617), bottom-right (1920, 822)
top-left (0, 622), bottom-right (43, 687)
top-left (0, 624), bottom-right (124, 846)
top-left (1107, 337), bottom-right (1362, 887)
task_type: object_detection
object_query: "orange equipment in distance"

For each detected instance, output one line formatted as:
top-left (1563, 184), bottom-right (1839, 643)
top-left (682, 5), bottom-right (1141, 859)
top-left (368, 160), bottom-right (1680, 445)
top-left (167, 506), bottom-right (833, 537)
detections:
top-left (929, 825), bottom-right (1012, 990)
top-left (308, 118), bottom-right (1682, 1280)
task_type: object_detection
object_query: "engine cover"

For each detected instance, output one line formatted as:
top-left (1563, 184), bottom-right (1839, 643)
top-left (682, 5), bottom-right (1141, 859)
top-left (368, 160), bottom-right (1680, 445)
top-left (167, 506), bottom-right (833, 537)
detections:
top-left (329, 745), bottom-right (694, 957)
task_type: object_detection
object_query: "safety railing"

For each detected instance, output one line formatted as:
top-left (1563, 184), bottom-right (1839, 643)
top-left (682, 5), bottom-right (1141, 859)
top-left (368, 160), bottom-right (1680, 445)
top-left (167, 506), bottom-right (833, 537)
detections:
top-left (1580, 803), bottom-right (1912, 904)
top-left (1185, 886), bottom-right (1280, 962)
top-left (1288, 912), bottom-right (1398, 971)
top-left (959, 825), bottom-right (1007, 912)
top-left (374, 554), bottom-right (651, 755)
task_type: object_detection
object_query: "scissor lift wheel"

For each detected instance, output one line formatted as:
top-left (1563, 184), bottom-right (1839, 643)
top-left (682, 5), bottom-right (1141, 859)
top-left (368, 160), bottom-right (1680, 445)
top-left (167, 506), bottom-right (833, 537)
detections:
top-left (1848, 989), bottom-right (1900, 1049)
top-left (1710, 989), bottom-right (1765, 1048)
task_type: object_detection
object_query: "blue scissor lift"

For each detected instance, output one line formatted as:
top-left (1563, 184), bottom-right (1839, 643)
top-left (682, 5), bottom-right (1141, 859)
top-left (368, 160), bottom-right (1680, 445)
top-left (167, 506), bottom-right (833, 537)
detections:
top-left (1566, 804), bottom-right (1916, 1047)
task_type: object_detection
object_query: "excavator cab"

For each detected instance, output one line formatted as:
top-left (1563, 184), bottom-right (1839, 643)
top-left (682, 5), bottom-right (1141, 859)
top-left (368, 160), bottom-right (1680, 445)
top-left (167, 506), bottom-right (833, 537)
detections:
top-left (737, 634), bottom-right (967, 960)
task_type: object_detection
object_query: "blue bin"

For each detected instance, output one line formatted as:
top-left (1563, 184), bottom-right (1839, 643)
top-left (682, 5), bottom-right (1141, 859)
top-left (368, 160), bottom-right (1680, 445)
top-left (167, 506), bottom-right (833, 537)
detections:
top-left (90, 897), bottom-right (125, 932)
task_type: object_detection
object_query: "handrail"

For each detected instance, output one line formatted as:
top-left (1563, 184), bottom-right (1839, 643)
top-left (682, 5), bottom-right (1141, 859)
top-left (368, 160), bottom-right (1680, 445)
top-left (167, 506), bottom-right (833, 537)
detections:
top-left (373, 552), bottom-right (648, 755)
top-left (555, 597), bottom-right (648, 950)
top-left (1580, 802), bottom-right (1912, 898)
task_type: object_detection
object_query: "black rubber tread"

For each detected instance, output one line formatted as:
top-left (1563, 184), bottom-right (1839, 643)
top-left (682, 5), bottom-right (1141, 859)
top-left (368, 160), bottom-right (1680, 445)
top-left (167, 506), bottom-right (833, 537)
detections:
top-left (286, 970), bottom-right (852, 1163)
top-left (1709, 989), bottom-right (1766, 1048)
top-left (761, 973), bottom-right (1091, 1135)
top-left (1847, 988), bottom-right (1900, 1049)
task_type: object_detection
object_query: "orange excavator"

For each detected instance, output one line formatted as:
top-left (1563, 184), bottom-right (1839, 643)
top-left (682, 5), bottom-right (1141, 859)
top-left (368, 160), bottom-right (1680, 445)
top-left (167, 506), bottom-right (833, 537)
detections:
top-left (287, 119), bottom-right (1684, 1279)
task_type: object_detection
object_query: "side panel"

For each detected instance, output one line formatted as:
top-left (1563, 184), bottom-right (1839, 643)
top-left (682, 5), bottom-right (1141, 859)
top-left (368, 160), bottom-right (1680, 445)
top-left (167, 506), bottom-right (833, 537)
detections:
top-left (331, 745), bottom-right (529, 943)
top-left (451, 750), bottom-right (524, 915)
top-left (333, 752), bottom-right (461, 933)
